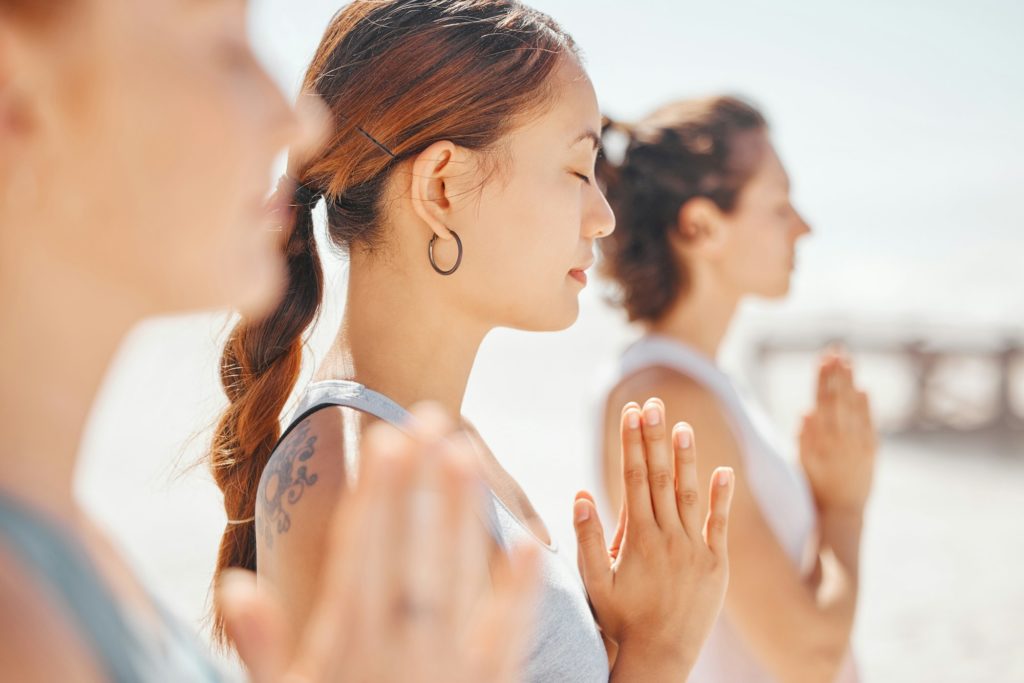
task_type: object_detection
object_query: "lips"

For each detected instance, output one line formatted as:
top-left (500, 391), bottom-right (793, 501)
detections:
top-left (569, 259), bottom-right (594, 286)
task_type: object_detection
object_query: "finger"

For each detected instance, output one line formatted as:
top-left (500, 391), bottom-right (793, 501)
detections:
top-left (620, 403), bottom-right (655, 527)
top-left (641, 398), bottom-right (679, 531)
top-left (217, 570), bottom-right (288, 683)
top-left (573, 493), bottom-right (611, 603)
top-left (289, 426), bottom-right (408, 679)
top-left (352, 422), bottom-right (414, 637)
top-left (578, 491), bottom-right (623, 562)
top-left (838, 359), bottom-right (856, 399)
top-left (799, 413), bottom-right (819, 460)
top-left (609, 500), bottom-right (626, 560)
top-left (817, 356), bottom-right (838, 407)
top-left (855, 390), bottom-right (873, 428)
top-left (405, 428), bottom-right (464, 634)
top-left (577, 489), bottom-right (598, 581)
top-left (704, 467), bottom-right (735, 560)
top-left (471, 543), bottom-right (541, 683)
top-left (448, 439), bottom-right (491, 630)
top-left (672, 422), bottom-right (701, 537)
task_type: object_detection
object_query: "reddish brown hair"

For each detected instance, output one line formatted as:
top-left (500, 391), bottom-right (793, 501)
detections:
top-left (207, 0), bottom-right (577, 642)
top-left (597, 96), bottom-right (767, 322)
top-left (0, 0), bottom-right (66, 25)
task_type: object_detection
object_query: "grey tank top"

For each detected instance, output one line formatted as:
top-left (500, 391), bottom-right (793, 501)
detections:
top-left (0, 492), bottom-right (223, 683)
top-left (284, 380), bottom-right (610, 683)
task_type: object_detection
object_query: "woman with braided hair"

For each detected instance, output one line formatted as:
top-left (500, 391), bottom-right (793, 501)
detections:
top-left (208, 2), bottom-right (738, 681)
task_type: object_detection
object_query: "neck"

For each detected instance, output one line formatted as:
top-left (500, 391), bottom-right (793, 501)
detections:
top-left (318, 257), bottom-right (489, 417)
top-left (0, 236), bottom-right (139, 522)
top-left (647, 270), bottom-right (741, 361)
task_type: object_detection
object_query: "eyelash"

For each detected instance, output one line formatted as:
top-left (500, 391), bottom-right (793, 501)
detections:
top-left (573, 172), bottom-right (592, 185)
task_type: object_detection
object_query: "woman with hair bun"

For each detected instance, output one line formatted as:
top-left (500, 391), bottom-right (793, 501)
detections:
top-left (595, 96), bottom-right (876, 683)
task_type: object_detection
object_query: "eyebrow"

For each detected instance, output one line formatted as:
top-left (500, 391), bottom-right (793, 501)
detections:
top-left (572, 129), bottom-right (602, 152)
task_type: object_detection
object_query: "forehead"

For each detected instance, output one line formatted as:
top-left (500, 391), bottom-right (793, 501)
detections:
top-left (546, 58), bottom-right (601, 137)
top-left (744, 138), bottom-right (790, 190)
top-left (504, 56), bottom-right (601, 150)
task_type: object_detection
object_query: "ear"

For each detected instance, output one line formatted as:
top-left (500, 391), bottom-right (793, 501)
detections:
top-left (409, 140), bottom-right (463, 241)
top-left (674, 196), bottom-right (728, 255)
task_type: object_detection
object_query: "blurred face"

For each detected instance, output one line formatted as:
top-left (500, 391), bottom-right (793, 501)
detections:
top-left (440, 57), bottom-right (615, 331)
top-left (715, 138), bottom-right (811, 299)
top-left (0, 0), bottom-right (296, 317)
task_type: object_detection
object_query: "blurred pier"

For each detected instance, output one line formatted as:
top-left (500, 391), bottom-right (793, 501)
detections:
top-left (748, 320), bottom-right (1024, 437)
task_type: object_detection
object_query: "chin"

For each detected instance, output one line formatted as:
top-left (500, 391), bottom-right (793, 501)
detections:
top-left (755, 272), bottom-right (794, 300)
top-left (510, 296), bottom-right (581, 333)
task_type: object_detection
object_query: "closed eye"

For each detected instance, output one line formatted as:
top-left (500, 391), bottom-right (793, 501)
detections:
top-left (573, 171), bottom-right (592, 185)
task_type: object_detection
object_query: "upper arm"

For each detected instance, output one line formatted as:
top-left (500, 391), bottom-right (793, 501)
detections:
top-left (255, 406), bottom-right (352, 647)
top-left (602, 370), bottom-right (845, 683)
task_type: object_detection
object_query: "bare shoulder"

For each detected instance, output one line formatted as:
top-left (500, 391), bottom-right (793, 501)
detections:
top-left (606, 365), bottom-right (744, 471)
top-left (0, 547), bottom-right (106, 683)
top-left (256, 406), bottom-right (350, 559)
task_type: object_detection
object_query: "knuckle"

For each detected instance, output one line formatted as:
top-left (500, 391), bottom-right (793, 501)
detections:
top-left (677, 448), bottom-right (697, 466)
top-left (644, 426), bottom-right (666, 442)
top-left (649, 469), bottom-right (674, 489)
top-left (579, 531), bottom-right (603, 550)
top-left (678, 488), bottom-right (700, 507)
top-left (708, 514), bottom-right (728, 534)
top-left (624, 466), bottom-right (648, 486)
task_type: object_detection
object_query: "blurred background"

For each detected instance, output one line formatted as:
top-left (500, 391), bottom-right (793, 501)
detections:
top-left (77, 1), bottom-right (1024, 681)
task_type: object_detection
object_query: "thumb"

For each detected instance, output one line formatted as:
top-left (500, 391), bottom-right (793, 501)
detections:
top-left (573, 492), bottom-right (611, 604)
top-left (217, 569), bottom-right (288, 683)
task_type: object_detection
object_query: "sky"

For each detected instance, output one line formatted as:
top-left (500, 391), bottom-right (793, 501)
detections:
top-left (248, 0), bottom-right (1024, 328)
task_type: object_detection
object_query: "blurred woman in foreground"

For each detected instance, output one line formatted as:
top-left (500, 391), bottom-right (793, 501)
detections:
top-left (0, 1), bottom-right (538, 680)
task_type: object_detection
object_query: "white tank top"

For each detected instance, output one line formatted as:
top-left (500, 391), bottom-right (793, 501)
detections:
top-left (592, 334), bottom-right (858, 683)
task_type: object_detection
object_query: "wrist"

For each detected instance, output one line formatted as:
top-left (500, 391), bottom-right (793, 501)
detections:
top-left (612, 634), bottom-right (693, 679)
top-left (818, 500), bottom-right (867, 521)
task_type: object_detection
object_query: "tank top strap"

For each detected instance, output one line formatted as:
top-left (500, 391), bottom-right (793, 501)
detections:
top-left (280, 380), bottom-right (412, 443)
top-left (0, 492), bottom-right (223, 682)
top-left (619, 334), bottom-right (736, 402)
top-left (279, 380), bottom-right (506, 548)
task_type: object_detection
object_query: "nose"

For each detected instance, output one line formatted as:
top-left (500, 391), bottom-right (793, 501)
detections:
top-left (793, 208), bottom-right (812, 240)
top-left (584, 184), bottom-right (616, 239)
top-left (254, 67), bottom-right (303, 154)
top-left (289, 93), bottom-right (331, 160)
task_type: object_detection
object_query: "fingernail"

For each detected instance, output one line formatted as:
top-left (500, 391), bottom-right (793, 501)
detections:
top-left (574, 501), bottom-right (591, 523)
top-left (627, 410), bottom-right (640, 430)
top-left (717, 469), bottom-right (733, 487)
top-left (675, 426), bottom-right (692, 449)
top-left (644, 404), bottom-right (661, 427)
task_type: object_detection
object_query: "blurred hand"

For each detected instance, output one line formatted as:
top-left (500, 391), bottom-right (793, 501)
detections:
top-left (218, 404), bottom-right (541, 683)
top-left (800, 351), bottom-right (878, 513)
top-left (573, 398), bottom-right (734, 675)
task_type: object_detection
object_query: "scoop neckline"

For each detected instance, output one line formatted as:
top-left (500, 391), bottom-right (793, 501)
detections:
top-left (486, 489), bottom-right (559, 553)
top-left (301, 379), bottom-right (561, 554)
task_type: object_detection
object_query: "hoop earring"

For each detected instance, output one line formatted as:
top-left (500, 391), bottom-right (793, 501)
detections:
top-left (428, 231), bottom-right (463, 276)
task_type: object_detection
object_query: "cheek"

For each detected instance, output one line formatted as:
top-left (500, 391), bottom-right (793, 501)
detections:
top-left (117, 51), bottom-right (275, 308)
top-left (458, 176), bottom-right (583, 326)
top-left (475, 175), bottom-right (579, 275)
